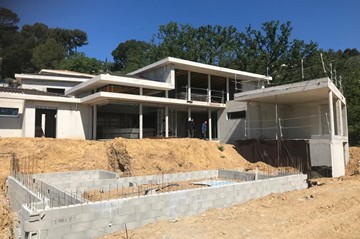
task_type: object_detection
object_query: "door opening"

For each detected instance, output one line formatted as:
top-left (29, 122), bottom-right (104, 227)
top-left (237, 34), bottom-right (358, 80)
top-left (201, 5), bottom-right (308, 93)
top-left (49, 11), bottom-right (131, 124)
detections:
top-left (35, 109), bottom-right (57, 138)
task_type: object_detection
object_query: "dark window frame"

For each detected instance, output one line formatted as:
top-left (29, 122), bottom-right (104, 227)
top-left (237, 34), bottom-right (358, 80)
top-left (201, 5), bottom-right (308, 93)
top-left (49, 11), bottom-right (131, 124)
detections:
top-left (0, 107), bottom-right (19, 117)
top-left (227, 110), bottom-right (246, 120)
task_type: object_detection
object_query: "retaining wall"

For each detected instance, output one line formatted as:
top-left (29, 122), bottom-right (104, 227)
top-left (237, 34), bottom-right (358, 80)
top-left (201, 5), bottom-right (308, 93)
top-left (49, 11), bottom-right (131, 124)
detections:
top-left (10, 171), bottom-right (307, 239)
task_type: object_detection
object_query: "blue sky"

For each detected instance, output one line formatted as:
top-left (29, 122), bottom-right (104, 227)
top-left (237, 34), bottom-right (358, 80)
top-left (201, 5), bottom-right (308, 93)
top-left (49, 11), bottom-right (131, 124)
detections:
top-left (3, 0), bottom-right (360, 61)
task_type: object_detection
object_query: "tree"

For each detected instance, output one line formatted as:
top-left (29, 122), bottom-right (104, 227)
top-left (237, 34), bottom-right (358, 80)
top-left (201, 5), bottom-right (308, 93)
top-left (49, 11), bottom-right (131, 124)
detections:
top-left (59, 52), bottom-right (109, 74)
top-left (32, 38), bottom-right (66, 69)
top-left (0, 7), bottom-right (19, 50)
top-left (112, 40), bottom-right (152, 73)
top-left (235, 21), bottom-right (319, 83)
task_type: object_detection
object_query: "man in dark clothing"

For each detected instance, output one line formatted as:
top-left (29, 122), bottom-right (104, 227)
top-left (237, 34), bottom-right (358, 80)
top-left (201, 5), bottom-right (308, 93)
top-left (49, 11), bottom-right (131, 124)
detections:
top-left (188, 118), bottom-right (196, 138)
top-left (201, 120), bottom-right (207, 140)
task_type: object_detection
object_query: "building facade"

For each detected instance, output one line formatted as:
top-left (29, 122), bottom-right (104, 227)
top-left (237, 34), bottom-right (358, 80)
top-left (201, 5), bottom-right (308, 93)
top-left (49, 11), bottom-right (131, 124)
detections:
top-left (0, 57), bottom-right (348, 177)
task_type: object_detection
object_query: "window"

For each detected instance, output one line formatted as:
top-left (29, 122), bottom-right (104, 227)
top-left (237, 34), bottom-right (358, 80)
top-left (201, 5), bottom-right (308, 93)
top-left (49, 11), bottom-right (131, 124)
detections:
top-left (47, 88), bottom-right (65, 95)
top-left (0, 107), bottom-right (19, 117)
top-left (227, 110), bottom-right (246, 120)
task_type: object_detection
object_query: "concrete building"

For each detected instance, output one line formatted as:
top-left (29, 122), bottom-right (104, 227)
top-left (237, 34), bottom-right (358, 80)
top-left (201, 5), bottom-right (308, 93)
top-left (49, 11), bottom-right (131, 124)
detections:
top-left (0, 57), bottom-right (349, 176)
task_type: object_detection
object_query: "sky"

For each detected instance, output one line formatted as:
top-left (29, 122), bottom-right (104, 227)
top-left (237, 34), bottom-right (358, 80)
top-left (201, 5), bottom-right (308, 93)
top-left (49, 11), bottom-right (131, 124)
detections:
top-left (2, 0), bottom-right (360, 62)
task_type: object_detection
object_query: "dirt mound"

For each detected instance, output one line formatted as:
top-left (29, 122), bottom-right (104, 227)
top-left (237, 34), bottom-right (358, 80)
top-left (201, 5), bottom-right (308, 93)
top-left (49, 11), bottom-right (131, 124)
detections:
top-left (1, 138), bottom-right (359, 238)
top-left (346, 146), bottom-right (360, 176)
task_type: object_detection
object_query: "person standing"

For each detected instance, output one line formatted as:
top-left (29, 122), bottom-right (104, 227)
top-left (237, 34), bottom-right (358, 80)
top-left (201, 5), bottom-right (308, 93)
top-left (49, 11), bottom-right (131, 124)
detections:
top-left (201, 120), bottom-right (207, 140)
top-left (188, 118), bottom-right (196, 138)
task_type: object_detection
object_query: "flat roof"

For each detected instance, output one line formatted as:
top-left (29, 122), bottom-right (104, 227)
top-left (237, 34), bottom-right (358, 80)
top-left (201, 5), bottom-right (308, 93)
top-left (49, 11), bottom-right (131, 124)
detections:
top-left (128, 57), bottom-right (272, 81)
top-left (80, 91), bottom-right (225, 109)
top-left (15, 73), bottom-right (89, 83)
top-left (234, 78), bottom-right (345, 104)
top-left (39, 69), bottom-right (95, 78)
top-left (65, 74), bottom-right (174, 96)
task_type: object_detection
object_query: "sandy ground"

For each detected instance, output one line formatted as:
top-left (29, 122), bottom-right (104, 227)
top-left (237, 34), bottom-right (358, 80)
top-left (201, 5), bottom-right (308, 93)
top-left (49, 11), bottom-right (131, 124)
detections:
top-left (0, 138), bottom-right (359, 239)
top-left (0, 137), bottom-right (254, 238)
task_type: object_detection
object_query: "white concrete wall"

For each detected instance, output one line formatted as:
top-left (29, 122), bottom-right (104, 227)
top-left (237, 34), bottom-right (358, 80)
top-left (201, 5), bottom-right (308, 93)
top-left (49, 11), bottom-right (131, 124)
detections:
top-left (57, 104), bottom-right (92, 139)
top-left (22, 101), bottom-right (92, 139)
top-left (141, 65), bottom-right (174, 84)
top-left (0, 99), bottom-right (24, 137)
top-left (331, 139), bottom-right (346, 177)
top-left (218, 101), bottom-right (247, 144)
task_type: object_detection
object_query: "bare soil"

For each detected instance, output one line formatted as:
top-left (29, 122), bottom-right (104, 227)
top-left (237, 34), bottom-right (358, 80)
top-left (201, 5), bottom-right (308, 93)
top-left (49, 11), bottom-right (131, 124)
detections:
top-left (0, 137), bottom-right (359, 239)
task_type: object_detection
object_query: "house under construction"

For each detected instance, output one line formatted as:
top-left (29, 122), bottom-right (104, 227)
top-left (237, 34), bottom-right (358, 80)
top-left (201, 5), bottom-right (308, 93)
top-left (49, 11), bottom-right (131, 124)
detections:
top-left (0, 57), bottom-right (349, 177)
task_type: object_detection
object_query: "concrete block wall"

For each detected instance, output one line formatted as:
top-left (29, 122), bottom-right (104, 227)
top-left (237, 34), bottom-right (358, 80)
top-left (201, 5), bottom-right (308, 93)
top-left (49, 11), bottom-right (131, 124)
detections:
top-left (15, 173), bottom-right (307, 238)
top-left (7, 177), bottom-right (41, 212)
top-left (218, 170), bottom-right (278, 181)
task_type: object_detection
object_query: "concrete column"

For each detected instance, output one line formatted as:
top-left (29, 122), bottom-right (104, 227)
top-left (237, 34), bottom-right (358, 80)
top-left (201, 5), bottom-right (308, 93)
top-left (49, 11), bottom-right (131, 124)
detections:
top-left (139, 87), bottom-right (143, 139)
top-left (226, 77), bottom-right (230, 102)
top-left (208, 109), bottom-right (212, 140)
top-left (343, 104), bottom-right (348, 137)
top-left (165, 90), bottom-right (169, 137)
top-left (92, 105), bottom-right (97, 140)
top-left (187, 71), bottom-right (191, 101)
top-left (188, 108), bottom-right (191, 121)
top-left (165, 106), bottom-right (169, 138)
top-left (336, 100), bottom-right (343, 136)
top-left (318, 105), bottom-right (322, 134)
top-left (328, 91), bottom-right (335, 136)
top-left (139, 104), bottom-right (143, 139)
top-left (208, 75), bottom-right (211, 103)
top-left (275, 95), bottom-right (278, 140)
top-left (247, 103), bottom-right (251, 138)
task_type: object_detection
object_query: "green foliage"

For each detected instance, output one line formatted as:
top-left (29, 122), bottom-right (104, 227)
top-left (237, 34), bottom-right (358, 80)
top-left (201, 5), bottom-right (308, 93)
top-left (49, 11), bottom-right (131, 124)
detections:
top-left (32, 38), bottom-right (66, 69)
top-left (218, 145), bottom-right (225, 152)
top-left (59, 52), bottom-right (110, 74)
top-left (0, 7), bottom-right (88, 78)
top-left (111, 40), bottom-right (152, 73)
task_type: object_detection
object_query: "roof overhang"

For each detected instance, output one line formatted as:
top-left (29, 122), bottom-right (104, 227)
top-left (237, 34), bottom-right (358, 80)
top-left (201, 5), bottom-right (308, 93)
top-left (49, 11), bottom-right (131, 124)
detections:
top-left (234, 77), bottom-right (346, 105)
top-left (80, 91), bottom-right (225, 109)
top-left (128, 57), bottom-right (272, 81)
top-left (65, 74), bottom-right (174, 96)
top-left (15, 74), bottom-right (88, 84)
top-left (0, 92), bottom-right (80, 103)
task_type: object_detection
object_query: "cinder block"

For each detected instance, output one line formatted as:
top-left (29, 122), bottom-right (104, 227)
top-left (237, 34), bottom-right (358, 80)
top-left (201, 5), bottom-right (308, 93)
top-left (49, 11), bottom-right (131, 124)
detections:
top-left (70, 221), bottom-right (92, 232)
top-left (151, 201), bottom-right (166, 210)
top-left (23, 219), bottom-right (52, 231)
top-left (119, 205), bottom-right (136, 215)
top-left (92, 218), bottom-right (111, 229)
top-left (112, 214), bottom-right (131, 225)
top-left (109, 223), bottom-right (125, 234)
top-left (75, 212), bottom-right (96, 222)
top-left (125, 220), bottom-right (142, 230)
top-left (84, 227), bottom-right (107, 238)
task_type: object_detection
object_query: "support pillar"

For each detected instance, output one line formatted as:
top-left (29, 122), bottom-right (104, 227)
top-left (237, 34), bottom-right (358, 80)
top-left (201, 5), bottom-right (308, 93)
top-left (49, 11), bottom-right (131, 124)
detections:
top-left (139, 87), bottom-right (143, 139)
top-left (329, 91), bottom-right (335, 136)
top-left (275, 95), bottom-right (278, 140)
top-left (165, 91), bottom-right (169, 137)
top-left (208, 75), bottom-right (211, 103)
top-left (139, 104), bottom-right (143, 139)
top-left (187, 71), bottom-right (191, 101)
top-left (165, 106), bottom-right (169, 138)
top-left (226, 77), bottom-right (230, 102)
top-left (188, 108), bottom-right (191, 121)
top-left (336, 99), bottom-right (343, 136)
top-left (208, 109), bottom-right (212, 141)
top-left (92, 105), bottom-right (97, 140)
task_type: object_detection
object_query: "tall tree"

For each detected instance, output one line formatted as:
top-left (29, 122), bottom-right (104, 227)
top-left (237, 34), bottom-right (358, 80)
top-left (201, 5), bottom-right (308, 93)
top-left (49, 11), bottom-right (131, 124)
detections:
top-left (112, 39), bottom-right (152, 73)
top-left (32, 38), bottom-right (66, 69)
